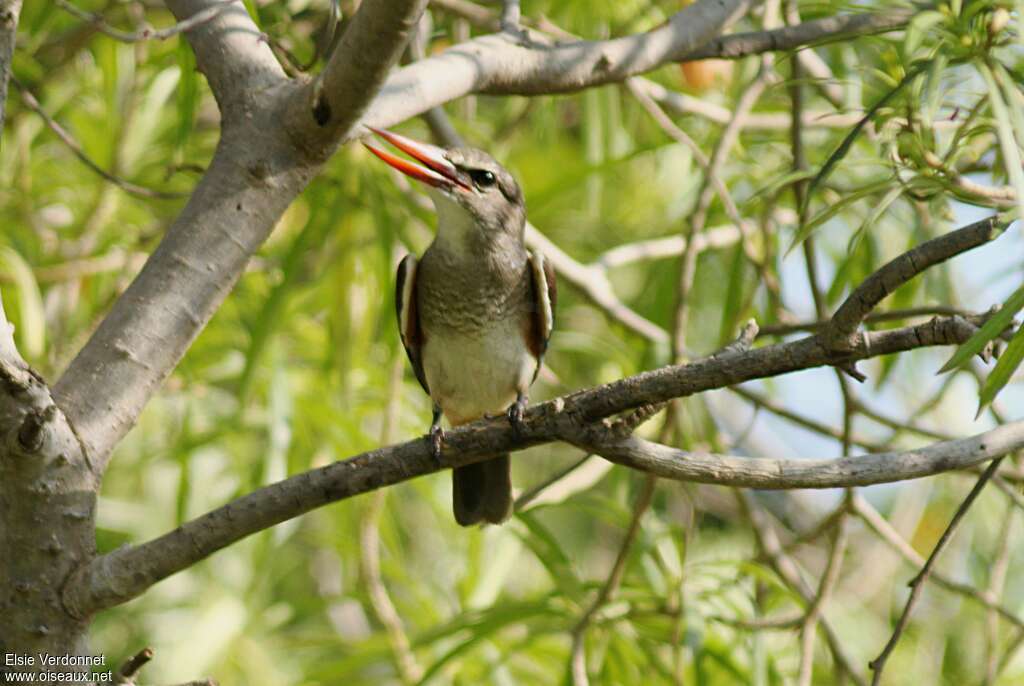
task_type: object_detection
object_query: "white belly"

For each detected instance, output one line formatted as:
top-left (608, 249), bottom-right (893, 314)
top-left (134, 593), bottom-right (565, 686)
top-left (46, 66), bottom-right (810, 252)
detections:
top-left (422, 320), bottom-right (536, 425)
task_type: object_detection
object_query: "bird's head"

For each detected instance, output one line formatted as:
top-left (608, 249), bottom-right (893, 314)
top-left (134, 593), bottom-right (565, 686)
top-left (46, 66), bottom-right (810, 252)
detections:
top-left (364, 127), bottom-right (525, 251)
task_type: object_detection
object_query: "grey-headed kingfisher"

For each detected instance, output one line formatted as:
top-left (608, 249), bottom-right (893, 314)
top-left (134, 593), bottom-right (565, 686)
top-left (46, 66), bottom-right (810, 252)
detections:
top-left (364, 128), bottom-right (556, 526)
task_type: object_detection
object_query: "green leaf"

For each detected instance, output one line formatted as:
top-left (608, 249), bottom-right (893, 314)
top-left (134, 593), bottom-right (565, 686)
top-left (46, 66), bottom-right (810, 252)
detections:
top-left (978, 60), bottom-right (1024, 220)
top-left (0, 246), bottom-right (45, 358)
top-left (922, 52), bottom-right (949, 130)
top-left (788, 177), bottom-right (896, 251)
top-left (939, 284), bottom-right (1024, 373)
top-left (979, 324), bottom-right (1024, 410)
top-left (742, 169), bottom-right (817, 212)
top-left (803, 65), bottom-right (927, 223)
top-left (904, 10), bottom-right (946, 57)
top-left (856, 184), bottom-right (904, 241)
top-left (717, 242), bottom-right (749, 347)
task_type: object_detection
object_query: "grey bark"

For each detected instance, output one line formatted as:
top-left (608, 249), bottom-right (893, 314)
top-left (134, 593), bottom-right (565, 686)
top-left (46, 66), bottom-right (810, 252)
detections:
top-left (64, 309), bottom-right (1008, 616)
top-left (0, 295), bottom-right (96, 667)
top-left (0, 0), bottom-right (100, 671)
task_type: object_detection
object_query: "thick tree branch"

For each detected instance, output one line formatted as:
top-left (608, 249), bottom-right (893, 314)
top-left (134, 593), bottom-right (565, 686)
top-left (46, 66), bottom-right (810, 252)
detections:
top-left (290, 0), bottom-right (429, 148)
top-left (63, 309), bottom-right (1015, 617)
top-left (431, 0), bottom-right (907, 63)
top-left (164, 0), bottom-right (285, 110)
top-left (53, 125), bottom-right (311, 471)
top-left (359, 0), bottom-right (753, 130)
top-left (1, 259), bottom-right (95, 663)
top-left (428, 0), bottom-right (909, 130)
top-left (53, 0), bottom-right (430, 473)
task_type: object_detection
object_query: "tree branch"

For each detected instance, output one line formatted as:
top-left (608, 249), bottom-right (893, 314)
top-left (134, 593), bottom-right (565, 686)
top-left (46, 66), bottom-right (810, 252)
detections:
top-left (62, 309), bottom-right (1017, 617)
top-left (685, 9), bottom-right (911, 60)
top-left (359, 0), bottom-right (754, 131)
top-left (827, 216), bottom-right (1004, 349)
top-left (869, 458), bottom-right (1003, 685)
top-left (289, 0), bottom-right (429, 148)
top-left (56, 0), bottom-right (233, 43)
top-left (52, 0), bottom-right (431, 473)
top-left (431, 0), bottom-right (907, 63)
top-left (164, 0), bottom-right (285, 110)
top-left (0, 0), bottom-right (21, 137)
top-left (13, 79), bottom-right (186, 199)
top-left (584, 421), bottom-right (1024, 490)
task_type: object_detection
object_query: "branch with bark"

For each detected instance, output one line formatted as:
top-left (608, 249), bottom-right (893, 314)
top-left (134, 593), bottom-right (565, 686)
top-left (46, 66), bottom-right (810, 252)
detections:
top-left (60, 214), bottom-right (1018, 617)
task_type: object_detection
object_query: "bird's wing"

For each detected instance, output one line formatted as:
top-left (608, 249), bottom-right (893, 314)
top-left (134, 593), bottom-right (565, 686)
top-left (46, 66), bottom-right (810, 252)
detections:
top-left (395, 254), bottom-right (431, 396)
top-left (527, 250), bottom-right (557, 382)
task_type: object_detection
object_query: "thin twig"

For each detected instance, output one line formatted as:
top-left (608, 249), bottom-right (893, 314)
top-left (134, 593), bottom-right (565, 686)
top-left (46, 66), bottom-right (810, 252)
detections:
top-left (514, 453), bottom-right (593, 512)
top-left (983, 498), bottom-right (1016, 685)
top-left (672, 61), bottom-right (771, 360)
top-left (797, 514), bottom-right (849, 686)
top-left (358, 344), bottom-right (422, 684)
top-left (13, 79), bottom-right (184, 199)
top-left (758, 305), bottom-right (976, 336)
top-left (55, 0), bottom-right (233, 42)
top-left (708, 612), bottom-right (804, 631)
top-left (114, 647), bottom-right (153, 685)
top-left (851, 493), bottom-right (1024, 629)
top-left (570, 475), bottom-right (657, 686)
top-left (739, 491), bottom-right (867, 686)
top-left (869, 457), bottom-right (1005, 685)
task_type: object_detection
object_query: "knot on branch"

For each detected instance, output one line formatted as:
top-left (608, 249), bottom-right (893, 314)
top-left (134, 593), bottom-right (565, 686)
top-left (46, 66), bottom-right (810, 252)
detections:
top-left (710, 319), bottom-right (759, 359)
top-left (17, 403), bottom-right (57, 453)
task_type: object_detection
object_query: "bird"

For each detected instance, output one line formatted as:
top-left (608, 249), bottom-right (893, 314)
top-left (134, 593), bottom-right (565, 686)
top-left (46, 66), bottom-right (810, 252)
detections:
top-left (364, 127), bottom-right (556, 526)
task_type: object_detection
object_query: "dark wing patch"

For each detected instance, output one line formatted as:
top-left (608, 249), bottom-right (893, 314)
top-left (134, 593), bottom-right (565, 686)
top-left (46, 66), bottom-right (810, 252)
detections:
top-left (396, 254), bottom-right (430, 396)
top-left (526, 251), bottom-right (556, 381)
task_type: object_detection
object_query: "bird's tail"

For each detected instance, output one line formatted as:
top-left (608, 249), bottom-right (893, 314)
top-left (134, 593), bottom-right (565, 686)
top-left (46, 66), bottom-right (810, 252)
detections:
top-left (452, 454), bottom-right (512, 526)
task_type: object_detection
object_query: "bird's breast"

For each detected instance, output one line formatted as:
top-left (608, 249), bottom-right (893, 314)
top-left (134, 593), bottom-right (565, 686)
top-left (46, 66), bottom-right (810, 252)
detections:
top-left (420, 307), bottom-right (536, 425)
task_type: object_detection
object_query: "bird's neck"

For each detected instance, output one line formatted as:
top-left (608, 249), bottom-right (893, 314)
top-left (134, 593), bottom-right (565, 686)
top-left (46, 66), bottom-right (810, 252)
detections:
top-left (432, 201), bottom-right (482, 259)
top-left (431, 205), bottom-right (527, 272)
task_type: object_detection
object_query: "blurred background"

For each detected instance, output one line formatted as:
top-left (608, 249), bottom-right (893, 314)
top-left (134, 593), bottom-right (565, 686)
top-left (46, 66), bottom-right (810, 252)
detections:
top-left (3, 0), bottom-right (1024, 683)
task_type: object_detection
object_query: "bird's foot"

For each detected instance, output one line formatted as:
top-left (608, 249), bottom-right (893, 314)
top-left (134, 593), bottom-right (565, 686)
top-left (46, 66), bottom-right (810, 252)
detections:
top-left (427, 424), bottom-right (445, 466)
top-left (507, 393), bottom-right (528, 438)
top-left (427, 405), bottom-right (445, 467)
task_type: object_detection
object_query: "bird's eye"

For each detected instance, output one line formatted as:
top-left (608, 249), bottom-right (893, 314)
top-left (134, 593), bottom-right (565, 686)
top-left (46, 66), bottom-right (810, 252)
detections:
top-left (469, 169), bottom-right (496, 189)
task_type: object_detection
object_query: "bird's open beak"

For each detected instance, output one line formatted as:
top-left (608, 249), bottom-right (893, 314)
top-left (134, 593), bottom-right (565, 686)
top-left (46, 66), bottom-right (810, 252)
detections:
top-left (363, 127), bottom-right (471, 192)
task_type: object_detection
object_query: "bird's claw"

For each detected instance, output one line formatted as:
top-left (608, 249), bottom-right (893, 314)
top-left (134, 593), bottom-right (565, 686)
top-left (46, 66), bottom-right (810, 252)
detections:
top-left (507, 394), bottom-right (528, 437)
top-left (428, 424), bottom-right (445, 466)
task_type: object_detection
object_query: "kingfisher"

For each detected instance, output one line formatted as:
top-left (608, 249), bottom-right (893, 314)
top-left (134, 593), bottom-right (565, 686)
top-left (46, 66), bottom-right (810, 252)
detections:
top-left (364, 127), bottom-right (556, 526)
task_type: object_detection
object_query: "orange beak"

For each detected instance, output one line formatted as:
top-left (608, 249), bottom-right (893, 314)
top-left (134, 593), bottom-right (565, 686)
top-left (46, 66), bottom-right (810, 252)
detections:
top-left (363, 127), bottom-right (471, 192)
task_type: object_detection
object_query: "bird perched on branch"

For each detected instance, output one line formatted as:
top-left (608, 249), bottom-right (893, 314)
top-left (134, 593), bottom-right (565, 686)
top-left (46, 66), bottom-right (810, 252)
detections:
top-left (364, 127), bottom-right (556, 526)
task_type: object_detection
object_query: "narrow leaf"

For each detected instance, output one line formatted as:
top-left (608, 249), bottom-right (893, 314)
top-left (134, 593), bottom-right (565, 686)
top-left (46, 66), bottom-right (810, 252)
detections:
top-left (789, 178), bottom-right (896, 251)
top-left (978, 60), bottom-right (1024, 221)
top-left (939, 284), bottom-right (1024, 373)
top-left (803, 65), bottom-right (927, 219)
top-left (979, 325), bottom-right (1024, 410)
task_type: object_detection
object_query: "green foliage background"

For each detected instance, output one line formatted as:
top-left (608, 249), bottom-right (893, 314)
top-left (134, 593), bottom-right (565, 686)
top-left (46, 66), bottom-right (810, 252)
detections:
top-left (3, 0), bottom-right (1024, 684)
